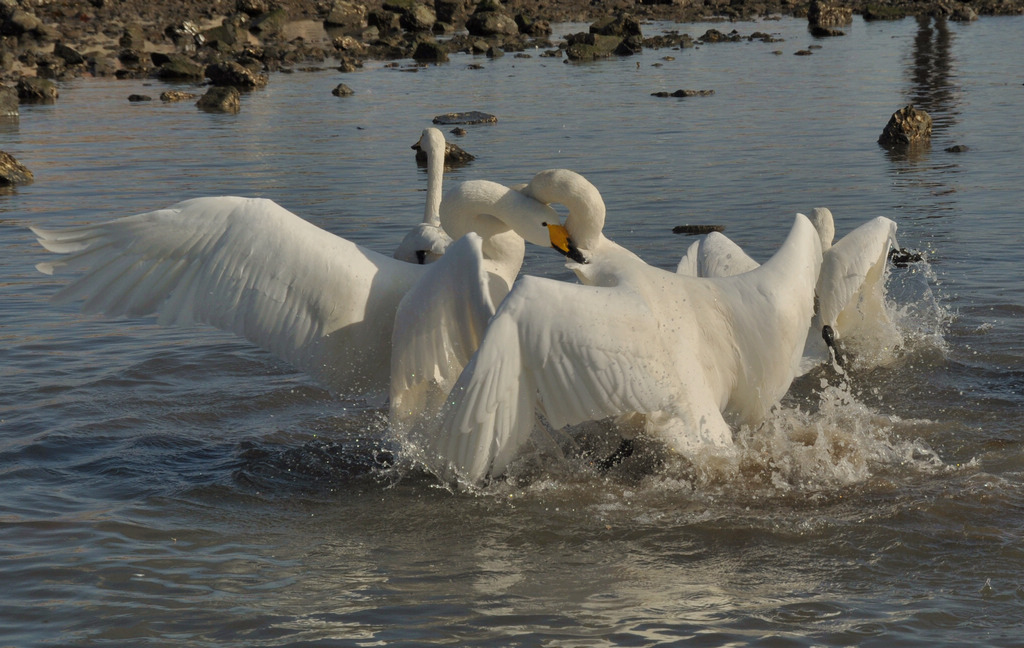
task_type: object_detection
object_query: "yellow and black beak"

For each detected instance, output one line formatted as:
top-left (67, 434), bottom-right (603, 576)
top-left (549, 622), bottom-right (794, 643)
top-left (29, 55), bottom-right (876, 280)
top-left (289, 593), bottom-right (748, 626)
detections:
top-left (548, 223), bottom-right (587, 264)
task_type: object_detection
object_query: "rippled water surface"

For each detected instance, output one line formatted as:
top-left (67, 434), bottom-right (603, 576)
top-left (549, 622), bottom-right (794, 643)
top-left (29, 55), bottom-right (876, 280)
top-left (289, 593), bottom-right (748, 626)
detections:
top-left (3, 15), bottom-right (1024, 647)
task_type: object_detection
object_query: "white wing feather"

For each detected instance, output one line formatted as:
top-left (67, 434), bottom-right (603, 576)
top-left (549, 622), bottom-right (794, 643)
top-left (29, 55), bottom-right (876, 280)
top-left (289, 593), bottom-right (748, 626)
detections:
top-left (32, 196), bottom-right (421, 396)
top-left (432, 275), bottom-right (681, 483)
top-left (676, 231), bottom-right (759, 277)
top-left (817, 216), bottom-right (898, 330)
top-left (389, 233), bottom-right (496, 433)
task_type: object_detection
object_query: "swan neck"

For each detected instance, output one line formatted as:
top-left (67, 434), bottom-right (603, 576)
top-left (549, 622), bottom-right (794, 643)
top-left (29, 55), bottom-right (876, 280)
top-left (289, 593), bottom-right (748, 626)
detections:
top-left (423, 140), bottom-right (444, 227)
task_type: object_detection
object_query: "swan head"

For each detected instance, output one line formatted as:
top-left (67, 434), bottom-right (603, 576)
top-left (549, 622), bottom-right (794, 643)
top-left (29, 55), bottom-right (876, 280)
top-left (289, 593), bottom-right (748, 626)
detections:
top-left (522, 169), bottom-right (607, 262)
top-left (412, 127), bottom-right (446, 156)
top-left (808, 207), bottom-right (835, 252)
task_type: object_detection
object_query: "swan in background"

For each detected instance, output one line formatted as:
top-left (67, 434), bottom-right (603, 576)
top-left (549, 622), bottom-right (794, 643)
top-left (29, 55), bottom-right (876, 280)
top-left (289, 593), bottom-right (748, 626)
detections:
top-left (32, 182), bottom-right (556, 403)
top-left (676, 207), bottom-right (900, 369)
top-left (426, 169), bottom-right (822, 484)
top-left (393, 128), bottom-right (453, 264)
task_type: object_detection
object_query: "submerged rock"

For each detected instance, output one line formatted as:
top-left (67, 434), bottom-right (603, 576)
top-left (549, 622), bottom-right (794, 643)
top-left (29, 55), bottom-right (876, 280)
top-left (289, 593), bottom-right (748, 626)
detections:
top-left (878, 105), bottom-right (932, 148)
top-left (432, 111), bottom-right (497, 125)
top-left (196, 86), bottom-right (241, 113)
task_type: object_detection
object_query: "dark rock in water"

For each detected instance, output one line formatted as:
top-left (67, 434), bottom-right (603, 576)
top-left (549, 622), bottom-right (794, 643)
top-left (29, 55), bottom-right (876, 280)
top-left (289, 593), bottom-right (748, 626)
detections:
top-left (16, 77), bottom-right (58, 103)
top-left (450, 127), bottom-right (467, 136)
top-left (0, 150), bottom-right (33, 186)
top-left (878, 104), bottom-right (932, 148)
top-left (565, 32), bottom-right (621, 61)
top-left (945, 144), bottom-right (969, 153)
top-left (643, 32), bottom-right (695, 49)
top-left (673, 224), bottom-right (725, 235)
top-left (331, 83), bottom-right (354, 96)
top-left (415, 140), bottom-right (475, 167)
top-left (807, 0), bottom-right (853, 26)
top-left (127, 94), bottom-right (152, 102)
top-left (412, 39), bottom-right (448, 62)
top-left (0, 84), bottom-right (18, 116)
top-left (794, 49), bottom-right (813, 55)
top-left (196, 86), bottom-right (241, 113)
top-left (810, 25), bottom-right (845, 36)
top-left (160, 90), bottom-right (197, 102)
top-left (206, 60), bottom-right (269, 88)
top-left (433, 110), bottom-right (497, 125)
top-left (652, 89), bottom-right (714, 98)
top-left (153, 53), bottom-right (206, 80)
top-left (700, 28), bottom-right (742, 43)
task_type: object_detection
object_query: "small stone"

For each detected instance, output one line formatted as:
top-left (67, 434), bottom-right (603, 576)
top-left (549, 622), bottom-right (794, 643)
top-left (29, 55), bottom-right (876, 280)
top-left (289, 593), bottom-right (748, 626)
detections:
top-left (127, 94), bottom-right (152, 102)
top-left (160, 90), bottom-right (197, 102)
top-left (332, 83), bottom-right (354, 96)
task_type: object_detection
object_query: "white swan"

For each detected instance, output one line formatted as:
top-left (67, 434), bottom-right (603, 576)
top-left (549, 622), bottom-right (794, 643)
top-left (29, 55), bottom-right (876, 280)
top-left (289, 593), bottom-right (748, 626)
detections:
top-left (426, 169), bottom-right (823, 484)
top-left (390, 180), bottom-right (559, 435)
top-left (32, 183), bottom-right (556, 403)
top-left (677, 207), bottom-right (899, 368)
top-left (393, 128), bottom-right (453, 264)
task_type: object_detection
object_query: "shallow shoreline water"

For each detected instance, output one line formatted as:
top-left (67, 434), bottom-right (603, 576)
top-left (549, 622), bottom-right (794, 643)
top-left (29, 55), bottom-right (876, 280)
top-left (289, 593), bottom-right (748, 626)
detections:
top-left (3, 16), bottom-right (1024, 646)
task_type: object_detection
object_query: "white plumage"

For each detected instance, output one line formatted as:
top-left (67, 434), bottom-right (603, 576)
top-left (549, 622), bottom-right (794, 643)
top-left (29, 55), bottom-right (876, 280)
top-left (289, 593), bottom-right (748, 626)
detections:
top-left (677, 207), bottom-right (900, 369)
top-left (33, 181), bottom-right (557, 405)
top-left (427, 169), bottom-right (823, 484)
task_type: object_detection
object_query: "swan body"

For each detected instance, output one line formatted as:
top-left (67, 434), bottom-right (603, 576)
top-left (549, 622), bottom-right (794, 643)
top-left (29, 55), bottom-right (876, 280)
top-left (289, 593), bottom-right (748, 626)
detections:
top-left (33, 183), bottom-right (556, 403)
top-left (393, 128), bottom-right (452, 264)
top-left (427, 169), bottom-right (823, 484)
top-left (390, 180), bottom-right (558, 438)
top-left (677, 207), bottom-right (899, 368)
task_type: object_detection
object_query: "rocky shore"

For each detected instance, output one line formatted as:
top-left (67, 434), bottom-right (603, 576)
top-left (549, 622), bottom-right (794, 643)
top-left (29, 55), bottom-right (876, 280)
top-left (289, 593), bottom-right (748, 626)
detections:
top-left (0, 0), bottom-right (1018, 182)
top-left (2, 0), bottom-right (1018, 88)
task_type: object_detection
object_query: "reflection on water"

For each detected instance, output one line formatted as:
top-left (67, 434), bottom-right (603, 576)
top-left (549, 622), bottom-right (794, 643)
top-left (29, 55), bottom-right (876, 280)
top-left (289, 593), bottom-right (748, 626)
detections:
top-left (909, 16), bottom-right (959, 132)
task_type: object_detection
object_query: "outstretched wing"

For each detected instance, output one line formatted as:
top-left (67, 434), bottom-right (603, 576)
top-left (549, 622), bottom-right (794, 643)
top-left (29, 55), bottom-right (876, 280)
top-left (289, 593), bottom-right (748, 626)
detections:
top-left (429, 275), bottom-right (681, 484)
top-left (818, 216), bottom-right (898, 332)
top-left (32, 196), bottom-right (421, 396)
top-left (389, 233), bottom-right (496, 434)
top-left (676, 232), bottom-right (760, 277)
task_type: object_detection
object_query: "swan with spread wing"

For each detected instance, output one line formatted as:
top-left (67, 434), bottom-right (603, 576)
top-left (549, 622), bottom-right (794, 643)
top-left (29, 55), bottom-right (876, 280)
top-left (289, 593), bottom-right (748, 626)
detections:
top-left (427, 169), bottom-right (824, 484)
top-left (32, 180), bottom-right (557, 403)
